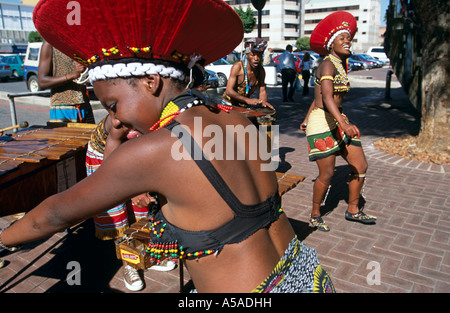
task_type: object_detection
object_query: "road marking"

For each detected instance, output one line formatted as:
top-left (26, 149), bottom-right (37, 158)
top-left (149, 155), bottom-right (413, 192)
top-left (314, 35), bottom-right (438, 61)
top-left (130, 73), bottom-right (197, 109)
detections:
top-left (0, 102), bottom-right (49, 112)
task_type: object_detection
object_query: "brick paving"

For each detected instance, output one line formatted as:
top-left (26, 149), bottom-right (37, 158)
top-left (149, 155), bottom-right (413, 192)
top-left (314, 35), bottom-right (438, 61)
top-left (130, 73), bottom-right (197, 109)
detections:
top-left (0, 68), bottom-right (449, 293)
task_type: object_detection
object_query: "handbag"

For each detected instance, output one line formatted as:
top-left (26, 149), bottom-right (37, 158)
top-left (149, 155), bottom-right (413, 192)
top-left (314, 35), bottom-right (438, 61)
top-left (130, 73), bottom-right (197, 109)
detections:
top-left (294, 75), bottom-right (303, 91)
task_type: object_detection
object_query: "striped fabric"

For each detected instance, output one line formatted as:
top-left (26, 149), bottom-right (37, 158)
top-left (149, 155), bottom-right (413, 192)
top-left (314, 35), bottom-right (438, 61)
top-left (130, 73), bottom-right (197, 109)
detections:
top-left (50, 103), bottom-right (95, 123)
top-left (86, 142), bottom-right (149, 240)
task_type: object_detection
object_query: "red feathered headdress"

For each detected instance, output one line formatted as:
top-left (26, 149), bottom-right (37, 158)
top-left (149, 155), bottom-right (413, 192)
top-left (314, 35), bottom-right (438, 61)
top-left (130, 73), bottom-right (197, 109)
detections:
top-left (33, 0), bottom-right (244, 83)
top-left (309, 11), bottom-right (357, 56)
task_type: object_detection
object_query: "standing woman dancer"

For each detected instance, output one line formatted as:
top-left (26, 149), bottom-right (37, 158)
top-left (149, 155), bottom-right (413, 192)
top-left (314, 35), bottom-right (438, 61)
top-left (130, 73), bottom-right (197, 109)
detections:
top-left (303, 12), bottom-right (376, 232)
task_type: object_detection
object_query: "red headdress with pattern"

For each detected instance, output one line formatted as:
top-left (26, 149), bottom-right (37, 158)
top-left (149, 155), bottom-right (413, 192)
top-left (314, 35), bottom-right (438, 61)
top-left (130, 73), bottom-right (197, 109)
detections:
top-left (33, 0), bottom-right (244, 83)
top-left (309, 11), bottom-right (357, 56)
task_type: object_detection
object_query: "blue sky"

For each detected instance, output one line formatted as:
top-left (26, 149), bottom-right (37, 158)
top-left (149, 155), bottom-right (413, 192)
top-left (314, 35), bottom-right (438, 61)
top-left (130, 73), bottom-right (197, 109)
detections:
top-left (2, 0), bottom-right (390, 25)
top-left (380, 0), bottom-right (389, 26)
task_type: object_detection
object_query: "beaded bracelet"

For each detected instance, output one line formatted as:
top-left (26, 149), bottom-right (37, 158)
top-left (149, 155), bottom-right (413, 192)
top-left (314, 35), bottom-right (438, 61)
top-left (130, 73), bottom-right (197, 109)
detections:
top-left (0, 229), bottom-right (21, 252)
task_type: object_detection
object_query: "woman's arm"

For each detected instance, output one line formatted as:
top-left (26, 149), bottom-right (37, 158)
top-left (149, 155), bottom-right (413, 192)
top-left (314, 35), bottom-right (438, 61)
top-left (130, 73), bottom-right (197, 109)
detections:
top-left (300, 100), bottom-right (315, 131)
top-left (0, 135), bottom-right (163, 248)
top-left (319, 61), bottom-right (360, 138)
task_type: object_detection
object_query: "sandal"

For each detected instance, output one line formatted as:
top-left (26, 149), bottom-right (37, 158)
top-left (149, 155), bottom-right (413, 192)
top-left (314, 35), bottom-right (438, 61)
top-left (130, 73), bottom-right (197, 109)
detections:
top-left (345, 210), bottom-right (376, 224)
top-left (310, 216), bottom-right (330, 232)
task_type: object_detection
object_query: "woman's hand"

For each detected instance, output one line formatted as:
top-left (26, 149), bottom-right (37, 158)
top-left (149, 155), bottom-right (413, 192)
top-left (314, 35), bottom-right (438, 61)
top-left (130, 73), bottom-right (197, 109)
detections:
top-left (131, 193), bottom-right (153, 209)
top-left (300, 120), bottom-right (307, 132)
top-left (341, 123), bottom-right (360, 139)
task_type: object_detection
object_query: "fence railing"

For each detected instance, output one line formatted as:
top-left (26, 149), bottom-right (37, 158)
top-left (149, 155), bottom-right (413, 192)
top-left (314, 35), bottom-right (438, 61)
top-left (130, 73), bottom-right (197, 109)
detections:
top-left (5, 86), bottom-right (94, 133)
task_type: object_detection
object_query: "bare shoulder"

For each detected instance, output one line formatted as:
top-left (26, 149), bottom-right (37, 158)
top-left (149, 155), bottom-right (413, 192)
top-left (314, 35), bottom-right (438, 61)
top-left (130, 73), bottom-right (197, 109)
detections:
top-left (318, 59), bottom-right (335, 76)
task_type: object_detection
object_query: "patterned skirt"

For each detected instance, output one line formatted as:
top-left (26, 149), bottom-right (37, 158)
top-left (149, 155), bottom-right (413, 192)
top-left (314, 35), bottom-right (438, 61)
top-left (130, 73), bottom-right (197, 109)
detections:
top-left (306, 108), bottom-right (361, 161)
top-left (252, 236), bottom-right (335, 293)
top-left (86, 143), bottom-right (149, 240)
top-left (50, 102), bottom-right (95, 124)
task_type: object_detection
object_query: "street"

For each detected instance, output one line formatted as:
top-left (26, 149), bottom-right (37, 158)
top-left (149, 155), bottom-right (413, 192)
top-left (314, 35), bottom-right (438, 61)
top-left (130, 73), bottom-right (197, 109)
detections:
top-left (0, 67), bottom-right (394, 132)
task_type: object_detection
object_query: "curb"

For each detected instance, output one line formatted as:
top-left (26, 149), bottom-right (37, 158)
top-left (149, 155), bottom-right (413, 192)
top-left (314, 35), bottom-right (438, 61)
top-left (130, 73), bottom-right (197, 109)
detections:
top-left (364, 143), bottom-right (449, 174)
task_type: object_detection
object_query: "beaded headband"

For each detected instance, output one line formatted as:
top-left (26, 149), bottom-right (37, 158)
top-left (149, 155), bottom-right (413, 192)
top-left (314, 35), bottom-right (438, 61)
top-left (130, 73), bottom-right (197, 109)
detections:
top-left (88, 61), bottom-right (186, 84)
top-left (326, 29), bottom-right (351, 51)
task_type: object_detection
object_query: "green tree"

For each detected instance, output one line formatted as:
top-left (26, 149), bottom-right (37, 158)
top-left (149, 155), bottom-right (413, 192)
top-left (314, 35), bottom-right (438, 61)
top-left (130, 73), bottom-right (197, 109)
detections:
top-left (235, 5), bottom-right (256, 33)
top-left (295, 37), bottom-right (310, 51)
top-left (28, 31), bottom-right (43, 43)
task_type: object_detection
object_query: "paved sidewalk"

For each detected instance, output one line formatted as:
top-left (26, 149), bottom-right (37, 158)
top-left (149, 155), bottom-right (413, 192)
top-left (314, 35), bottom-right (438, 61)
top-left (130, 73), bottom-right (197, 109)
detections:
top-left (1, 69), bottom-right (449, 293)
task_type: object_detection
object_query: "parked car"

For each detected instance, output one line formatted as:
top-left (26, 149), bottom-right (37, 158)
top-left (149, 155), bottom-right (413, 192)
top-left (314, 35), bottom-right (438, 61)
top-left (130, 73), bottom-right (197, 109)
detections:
top-left (273, 53), bottom-right (303, 73)
top-left (349, 54), bottom-right (376, 69)
top-left (348, 58), bottom-right (364, 72)
top-left (205, 58), bottom-right (233, 87)
top-left (23, 42), bottom-right (43, 92)
top-left (359, 53), bottom-right (385, 67)
top-left (366, 46), bottom-right (390, 64)
top-left (0, 54), bottom-right (25, 80)
top-left (0, 62), bottom-right (12, 82)
top-left (203, 69), bottom-right (219, 88)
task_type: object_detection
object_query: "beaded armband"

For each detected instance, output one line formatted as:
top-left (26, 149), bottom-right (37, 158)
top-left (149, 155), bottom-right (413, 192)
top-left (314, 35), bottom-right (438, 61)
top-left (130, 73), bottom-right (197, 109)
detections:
top-left (320, 75), bottom-right (334, 82)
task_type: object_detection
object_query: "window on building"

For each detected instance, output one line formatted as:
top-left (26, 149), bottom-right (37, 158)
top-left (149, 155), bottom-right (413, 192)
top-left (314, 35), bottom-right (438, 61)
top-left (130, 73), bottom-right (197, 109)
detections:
top-left (285, 23), bottom-right (298, 32)
top-left (285, 10), bottom-right (299, 18)
top-left (305, 5), bottom-right (359, 14)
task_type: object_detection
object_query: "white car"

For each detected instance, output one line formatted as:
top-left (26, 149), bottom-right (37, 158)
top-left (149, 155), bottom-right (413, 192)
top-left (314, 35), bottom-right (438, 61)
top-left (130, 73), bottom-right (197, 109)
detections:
top-left (366, 46), bottom-right (390, 65)
top-left (205, 59), bottom-right (233, 87)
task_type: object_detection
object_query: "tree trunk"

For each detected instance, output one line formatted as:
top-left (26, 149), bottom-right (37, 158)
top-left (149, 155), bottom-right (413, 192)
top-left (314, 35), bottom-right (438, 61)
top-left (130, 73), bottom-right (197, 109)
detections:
top-left (412, 0), bottom-right (449, 157)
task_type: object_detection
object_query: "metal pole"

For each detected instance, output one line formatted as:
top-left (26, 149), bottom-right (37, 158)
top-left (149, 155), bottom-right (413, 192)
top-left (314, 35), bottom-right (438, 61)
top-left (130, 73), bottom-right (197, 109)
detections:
top-left (385, 69), bottom-right (393, 99)
top-left (7, 96), bottom-right (18, 133)
top-left (257, 9), bottom-right (262, 38)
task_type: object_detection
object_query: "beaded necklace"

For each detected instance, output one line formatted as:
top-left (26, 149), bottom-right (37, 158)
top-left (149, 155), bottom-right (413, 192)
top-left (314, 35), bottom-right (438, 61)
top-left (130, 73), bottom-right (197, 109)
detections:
top-left (324, 53), bottom-right (350, 93)
top-left (148, 98), bottom-right (203, 131)
top-left (149, 92), bottom-right (232, 132)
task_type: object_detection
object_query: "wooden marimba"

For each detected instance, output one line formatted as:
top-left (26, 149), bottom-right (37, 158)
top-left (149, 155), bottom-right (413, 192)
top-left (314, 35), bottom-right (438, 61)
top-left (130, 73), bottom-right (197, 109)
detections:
top-left (0, 124), bottom-right (95, 217)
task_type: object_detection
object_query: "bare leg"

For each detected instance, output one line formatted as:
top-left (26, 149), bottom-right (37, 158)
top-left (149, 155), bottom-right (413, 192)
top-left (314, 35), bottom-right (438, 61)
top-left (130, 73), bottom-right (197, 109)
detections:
top-left (310, 155), bottom-right (336, 231)
top-left (311, 155), bottom-right (336, 218)
top-left (341, 144), bottom-right (368, 213)
top-left (341, 144), bottom-right (376, 223)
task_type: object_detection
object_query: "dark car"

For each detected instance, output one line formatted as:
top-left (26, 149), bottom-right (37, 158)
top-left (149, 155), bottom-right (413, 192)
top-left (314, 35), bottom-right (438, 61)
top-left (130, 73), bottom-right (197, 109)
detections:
top-left (0, 62), bottom-right (12, 82)
top-left (348, 58), bottom-right (364, 72)
top-left (358, 54), bottom-right (385, 67)
top-left (203, 69), bottom-right (219, 88)
top-left (349, 54), bottom-right (376, 69)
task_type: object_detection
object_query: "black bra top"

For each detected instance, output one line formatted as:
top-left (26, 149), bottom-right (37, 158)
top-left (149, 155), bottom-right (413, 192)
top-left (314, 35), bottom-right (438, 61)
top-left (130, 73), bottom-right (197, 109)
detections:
top-left (149, 93), bottom-right (282, 259)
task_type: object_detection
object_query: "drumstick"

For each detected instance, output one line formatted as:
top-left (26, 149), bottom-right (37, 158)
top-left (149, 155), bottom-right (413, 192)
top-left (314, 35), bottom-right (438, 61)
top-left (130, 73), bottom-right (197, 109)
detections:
top-left (0, 121), bottom-right (29, 132)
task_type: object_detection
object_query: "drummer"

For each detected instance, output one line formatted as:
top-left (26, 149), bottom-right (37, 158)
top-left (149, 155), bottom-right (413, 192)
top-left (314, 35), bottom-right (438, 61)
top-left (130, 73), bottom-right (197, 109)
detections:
top-left (222, 38), bottom-right (274, 110)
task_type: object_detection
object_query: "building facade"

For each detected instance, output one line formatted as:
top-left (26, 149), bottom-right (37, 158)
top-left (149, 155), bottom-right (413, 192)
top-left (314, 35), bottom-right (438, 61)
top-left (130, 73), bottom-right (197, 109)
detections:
top-left (225, 0), bottom-right (382, 53)
top-left (303, 0), bottom-right (381, 53)
top-left (0, 1), bottom-right (36, 53)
